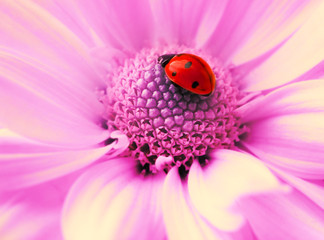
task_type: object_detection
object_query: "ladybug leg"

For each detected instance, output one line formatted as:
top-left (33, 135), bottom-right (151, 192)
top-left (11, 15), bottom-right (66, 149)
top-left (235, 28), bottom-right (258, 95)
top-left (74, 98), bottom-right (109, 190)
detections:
top-left (158, 54), bottom-right (176, 68)
top-left (170, 81), bottom-right (181, 89)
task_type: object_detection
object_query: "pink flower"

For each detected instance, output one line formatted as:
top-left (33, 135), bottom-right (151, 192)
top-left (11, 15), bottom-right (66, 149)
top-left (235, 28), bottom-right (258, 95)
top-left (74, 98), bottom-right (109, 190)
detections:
top-left (1, 0), bottom-right (324, 239)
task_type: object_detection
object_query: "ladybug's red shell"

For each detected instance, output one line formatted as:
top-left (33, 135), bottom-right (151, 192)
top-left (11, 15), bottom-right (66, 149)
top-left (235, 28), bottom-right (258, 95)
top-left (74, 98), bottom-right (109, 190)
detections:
top-left (159, 53), bottom-right (216, 95)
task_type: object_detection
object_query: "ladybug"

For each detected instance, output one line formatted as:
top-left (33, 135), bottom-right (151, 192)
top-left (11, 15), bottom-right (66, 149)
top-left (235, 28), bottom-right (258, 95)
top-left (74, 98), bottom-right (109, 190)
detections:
top-left (158, 53), bottom-right (216, 95)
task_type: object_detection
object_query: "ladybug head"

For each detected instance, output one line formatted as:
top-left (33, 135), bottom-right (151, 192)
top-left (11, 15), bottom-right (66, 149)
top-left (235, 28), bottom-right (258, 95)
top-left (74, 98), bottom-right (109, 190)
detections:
top-left (158, 54), bottom-right (176, 68)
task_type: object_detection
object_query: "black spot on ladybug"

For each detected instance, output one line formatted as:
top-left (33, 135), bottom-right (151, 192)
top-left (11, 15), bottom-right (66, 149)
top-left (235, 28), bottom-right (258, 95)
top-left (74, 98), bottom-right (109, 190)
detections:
top-left (192, 81), bottom-right (199, 89)
top-left (185, 61), bottom-right (192, 68)
top-left (172, 72), bottom-right (177, 76)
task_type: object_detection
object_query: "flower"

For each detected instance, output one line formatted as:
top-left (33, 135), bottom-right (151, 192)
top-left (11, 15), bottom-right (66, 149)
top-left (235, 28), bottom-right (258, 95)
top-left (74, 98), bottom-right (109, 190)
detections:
top-left (1, 0), bottom-right (324, 239)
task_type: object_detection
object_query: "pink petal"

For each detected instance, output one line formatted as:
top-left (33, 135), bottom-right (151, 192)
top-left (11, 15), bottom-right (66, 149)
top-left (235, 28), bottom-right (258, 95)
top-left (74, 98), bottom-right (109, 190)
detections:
top-left (273, 168), bottom-right (324, 210)
top-left (0, 130), bottom-right (128, 189)
top-left (231, 0), bottom-right (320, 65)
top-left (8, 1), bottom-right (130, 78)
top-left (0, 61), bottom-right (108, 147)
top-left (0, 176), bottom-right (73, 240)
top-left (240, 80), bottom-right (324, 178)
top-left (241, 1), bottom-right (324, 91)
top-left (163, 168), bottom-right (211, 240)
top-left (0, 2), bottom-right (112, 147)
top-left (195, 1), bottom-right (228, 47)
top-left (188, 150), bottom-right (285, 231)
top-left (0, 129), bottom-right (65, 154)
top-left (246, 143), bottom-right (324, 179)
top-left (203, 0), bottom-right (319, 63)
top-left (230, 37), bottom-right (292, 86)
top-left (62, 158), bottom-right (166, 240)
top-left (24, 1), bottom-right (99, 48)
top-left (150, 0), bottom-right (218, 46)
top-left (163, 167), bottom-right (255, 240)
top-left (0, 143), bottom-right (119, 190)
top-left (243, 84), bottom-right (324, 179)
top-left (66, 0), bottom-right (154, 52)
top-left (0, 48), bottom-right (103, 120)
top-left (0, 1), bottom-right (103, 85)
top-left (237, 80), bottom-right (324, 123)
top-left (0, 201), bottom-right (61, 240)
top-left (239, 190), bottom-right (324, 240)
top-left (236, 55), bottom-right (324, 90)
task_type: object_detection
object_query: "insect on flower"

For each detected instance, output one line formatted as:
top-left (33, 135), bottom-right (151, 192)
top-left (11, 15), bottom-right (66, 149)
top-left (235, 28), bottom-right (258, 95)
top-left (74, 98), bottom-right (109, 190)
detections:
top-left (1, 1), bottom-right (324, 240)
top-left (158, 53), bottom-right (216, 95)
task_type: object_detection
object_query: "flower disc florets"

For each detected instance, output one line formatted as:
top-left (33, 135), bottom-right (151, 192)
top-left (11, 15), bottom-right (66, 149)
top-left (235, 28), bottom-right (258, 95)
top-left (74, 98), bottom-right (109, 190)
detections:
top-left (102, 46), bottom-right (244, 175)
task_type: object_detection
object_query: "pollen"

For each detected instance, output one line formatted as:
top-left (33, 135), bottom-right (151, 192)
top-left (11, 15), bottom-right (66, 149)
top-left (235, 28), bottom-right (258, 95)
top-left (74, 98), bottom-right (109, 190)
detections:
top-left (102, 47), bottom-right (245, 175)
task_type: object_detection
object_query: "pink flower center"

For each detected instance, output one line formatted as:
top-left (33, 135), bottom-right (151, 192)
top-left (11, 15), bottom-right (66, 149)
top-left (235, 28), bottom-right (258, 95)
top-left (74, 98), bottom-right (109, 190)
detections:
top-left (103, 46), bottom-right (245, 176)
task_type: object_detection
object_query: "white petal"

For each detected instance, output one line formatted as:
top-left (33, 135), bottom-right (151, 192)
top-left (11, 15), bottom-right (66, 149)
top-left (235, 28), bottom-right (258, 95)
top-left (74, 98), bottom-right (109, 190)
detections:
top-left (188, 150), bottom-right (286, 231)
top-left (232, 0), bottom-right (320, 65)
top-left (62, 158), bottom-right (166, 240)
top-left (163, 168), bottom-right (220, 240)
top-left (203, 0), bottom-right (319, 64)
top-left (241, 1), bottom-right (324, 91)
top-left (163, 167), bottom-right (256, 240)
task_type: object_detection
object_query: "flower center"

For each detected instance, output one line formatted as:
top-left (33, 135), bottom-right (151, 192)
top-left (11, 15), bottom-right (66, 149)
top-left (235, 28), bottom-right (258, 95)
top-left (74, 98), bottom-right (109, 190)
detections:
top-left (102, 46), bottom-right (245, 176)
